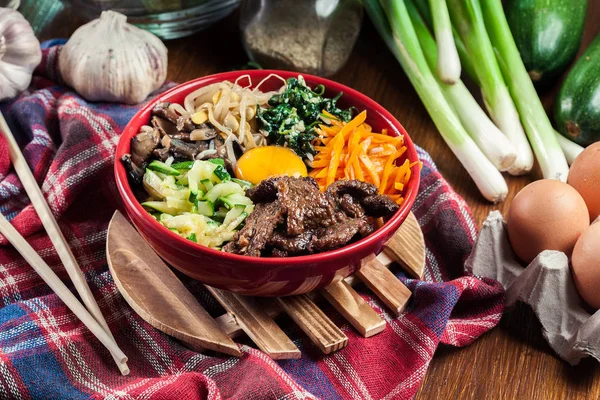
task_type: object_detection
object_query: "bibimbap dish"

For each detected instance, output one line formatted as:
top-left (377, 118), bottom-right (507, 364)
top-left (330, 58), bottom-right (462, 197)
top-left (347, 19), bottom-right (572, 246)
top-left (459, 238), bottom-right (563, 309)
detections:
top-left (115, 70), bottom-right (420, 296)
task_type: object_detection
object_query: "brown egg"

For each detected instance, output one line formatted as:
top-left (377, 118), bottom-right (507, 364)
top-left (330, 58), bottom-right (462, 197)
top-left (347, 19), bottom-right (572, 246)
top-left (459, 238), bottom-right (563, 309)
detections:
top-left (572, 222), bottom-right (600, 309)
top-left (568, 142), bottom-right (600, 221)
top-left (507, 180), bottom-right (590, 264)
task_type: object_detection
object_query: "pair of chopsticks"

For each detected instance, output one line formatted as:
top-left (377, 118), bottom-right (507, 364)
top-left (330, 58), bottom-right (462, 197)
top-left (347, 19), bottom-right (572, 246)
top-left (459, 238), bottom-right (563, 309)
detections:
top-left (0, 112), bottom-right (129, 375)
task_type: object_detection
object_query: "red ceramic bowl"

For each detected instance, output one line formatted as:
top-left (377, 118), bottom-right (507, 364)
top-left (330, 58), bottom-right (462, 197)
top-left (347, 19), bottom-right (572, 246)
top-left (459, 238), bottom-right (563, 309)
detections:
top-left (115, 70), bottom-right (420, 296)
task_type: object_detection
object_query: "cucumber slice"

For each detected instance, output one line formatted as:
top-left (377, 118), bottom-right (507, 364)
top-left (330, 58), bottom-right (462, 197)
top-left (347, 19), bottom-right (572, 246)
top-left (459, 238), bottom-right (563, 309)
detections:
top-left (188, 160), bottom-right (217, 200)
top-left (166, 197), bottom-right (192, 212)
top-left (142, 201), bottom-right (181, 214)
top-left (143, 169), bottom-right (165, 199)
top-left (227, 212), bottom-right (248, 231)
top-left (171, 161), bottom-right (194, 170)
top-left (188, 187), bottom-right (204, 203)
top-left (220, 205), bottom-right (246, 229)
top-left (195, 200), bottom-right (215, 217)
top-left (213, 165), bottom-right (231, 182)
top-left (232, 178), bottom-right (253, 188)
top-left (208, 158), bottom-right (225, 166)
top-left (205, 218), bottom-right (220, 227)
top-left (200, 178), bottom-right (213, 192)
top-left (220, 193), bottom-right (253, 209)
top-left (213, 207), bottom-right (228, 222)
top-left (176, 174), bottom-right (189, 185)
top-left (205, 181), bottom-right (244, 203)
top-left (148, 160), bottom-right (181, 176)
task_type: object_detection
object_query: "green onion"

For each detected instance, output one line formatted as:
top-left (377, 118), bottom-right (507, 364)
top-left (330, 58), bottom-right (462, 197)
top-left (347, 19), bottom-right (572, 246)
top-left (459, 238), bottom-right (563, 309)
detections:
top-left (554, 131), bottom-right (583, 166)
top-left (479, 0), bottom-right (569, 181)
top-left (446, 0), bottom-right (534, 176)
top-left (413, 0), bottom-right (478, 85)
top-left (366, 0), bottom-right (508, 202)
top-left (428, 0), bottom-right (461, 84)
top-left (407, 0), bottom-right (516, 171)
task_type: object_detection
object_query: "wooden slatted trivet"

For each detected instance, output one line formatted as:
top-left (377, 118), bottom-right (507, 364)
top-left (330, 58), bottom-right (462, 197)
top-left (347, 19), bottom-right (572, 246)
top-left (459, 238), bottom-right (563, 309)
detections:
top-left (107, 210), bottom-right (425, 359)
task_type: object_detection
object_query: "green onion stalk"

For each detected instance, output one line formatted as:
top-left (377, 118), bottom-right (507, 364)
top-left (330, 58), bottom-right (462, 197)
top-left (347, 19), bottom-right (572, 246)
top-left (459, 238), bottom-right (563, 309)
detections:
top-left (428, 0), bottom-right (461, 84)
top-left (446, 0), bottom-right (534, 176)
top-left (366, 0), bottom-right (508, 202)
top-left (554, 131), bottom-right (583, 166)
top-left (479, 0), bottom-right (569, 181)
top-left (413, 0), bottom-right (477, 85)
top-left (406, 0), bottom-right (516, 171)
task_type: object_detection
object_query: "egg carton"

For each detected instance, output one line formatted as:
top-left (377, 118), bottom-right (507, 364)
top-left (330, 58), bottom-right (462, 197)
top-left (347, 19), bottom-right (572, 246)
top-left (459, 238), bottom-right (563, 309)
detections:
top-left (106, 210), bottom-right (425, 358)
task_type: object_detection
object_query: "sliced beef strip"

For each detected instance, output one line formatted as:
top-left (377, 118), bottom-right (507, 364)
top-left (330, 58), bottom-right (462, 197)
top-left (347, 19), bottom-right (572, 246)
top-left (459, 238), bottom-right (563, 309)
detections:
top-left (276, 176), bottom-right (337, 235)
top-left (326, 179), bottom-right (378, 200)
top-left (246, 177), bottom-right (279, 203)
top-left (327, 179), bottom-right (399, 218)
top-left (309, 217), bottom-right (368, 252)
top-left (169, 138), bottom-right (209, 160)
top-left (223, 200), bottom-right (285, 257)
top-left (361, 195), bottom-right (400, 217)
top-left (271, 248), bottom-right (289, 258)
top-left (130, 129), bottom-right (160, 166)
top-left (267, 229), bottom-right (313, 255)
top-left (338, 193), bottom-right (365, 218)
top-left (359, 217), bottom-right (378, 237)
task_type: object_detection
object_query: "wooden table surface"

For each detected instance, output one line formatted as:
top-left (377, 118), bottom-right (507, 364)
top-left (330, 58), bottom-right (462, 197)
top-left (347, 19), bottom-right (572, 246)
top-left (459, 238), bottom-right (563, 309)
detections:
top-left (38, 3), bottom-right (600, 399)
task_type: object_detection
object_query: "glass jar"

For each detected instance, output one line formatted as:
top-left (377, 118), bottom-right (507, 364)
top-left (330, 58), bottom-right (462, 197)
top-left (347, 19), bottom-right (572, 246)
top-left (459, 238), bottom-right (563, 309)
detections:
top-left (240, 0), bottom-right (363, 77)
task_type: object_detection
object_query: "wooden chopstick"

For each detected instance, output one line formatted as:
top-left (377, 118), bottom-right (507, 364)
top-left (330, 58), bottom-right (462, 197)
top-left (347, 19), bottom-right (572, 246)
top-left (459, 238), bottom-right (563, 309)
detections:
top-left (0, 112), bottom-right (129, 375)
top-left (0, 213), bottom-right (127, 366)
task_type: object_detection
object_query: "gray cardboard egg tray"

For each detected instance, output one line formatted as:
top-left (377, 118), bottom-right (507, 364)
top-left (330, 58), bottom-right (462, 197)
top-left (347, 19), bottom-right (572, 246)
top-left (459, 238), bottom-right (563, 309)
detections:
top-left (467, 211), bottom-right (600, 365)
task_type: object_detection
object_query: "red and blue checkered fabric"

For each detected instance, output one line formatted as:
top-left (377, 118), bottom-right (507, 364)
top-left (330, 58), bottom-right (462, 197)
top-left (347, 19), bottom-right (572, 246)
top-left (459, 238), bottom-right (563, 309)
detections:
top-left (0, 44), bottom-right (504, 400)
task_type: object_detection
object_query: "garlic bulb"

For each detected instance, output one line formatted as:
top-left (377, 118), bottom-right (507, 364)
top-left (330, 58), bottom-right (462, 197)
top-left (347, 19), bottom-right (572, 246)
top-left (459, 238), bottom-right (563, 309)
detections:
top-left (0, 8), bottom-right (42, 102)
top-left (59, 11), bottom-right (168, 105)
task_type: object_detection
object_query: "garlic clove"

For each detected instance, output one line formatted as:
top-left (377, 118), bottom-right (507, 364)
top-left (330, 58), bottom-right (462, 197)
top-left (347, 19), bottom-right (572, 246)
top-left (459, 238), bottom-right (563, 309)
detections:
top-left (59, 11), bottom-right (168, 105)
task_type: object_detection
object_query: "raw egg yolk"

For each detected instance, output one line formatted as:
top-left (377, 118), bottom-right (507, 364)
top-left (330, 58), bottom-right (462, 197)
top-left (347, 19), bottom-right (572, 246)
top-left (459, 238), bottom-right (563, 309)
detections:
top-left (235, 146), bottom-right (307, 184)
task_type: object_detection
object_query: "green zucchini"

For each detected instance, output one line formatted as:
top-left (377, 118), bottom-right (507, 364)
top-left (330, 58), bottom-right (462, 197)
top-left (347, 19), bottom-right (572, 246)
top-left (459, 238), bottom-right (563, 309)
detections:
top-left (213, 165), bottom-right (231, 182)
top-left (171, 161), bottom-right (194, 170)
top-left (505, 0), bottom-right (587, 86)
top-left (195, 200), bottom-right (215, 217)
top-left (220, 193), bottom-right (253, 209)
top-left (232, 178), bottom-right (252, 188)
top-left (554, 33), bottom-right (600, 146)
top-left (142, 201), bottom-right (181, 214)
top-left (148, 160), bottom-right (181, 176)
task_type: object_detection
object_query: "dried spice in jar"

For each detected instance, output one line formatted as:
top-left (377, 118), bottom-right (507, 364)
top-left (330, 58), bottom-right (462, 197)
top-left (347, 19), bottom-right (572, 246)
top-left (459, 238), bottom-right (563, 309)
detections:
top-left (240, 0), bottom-right (363, 77)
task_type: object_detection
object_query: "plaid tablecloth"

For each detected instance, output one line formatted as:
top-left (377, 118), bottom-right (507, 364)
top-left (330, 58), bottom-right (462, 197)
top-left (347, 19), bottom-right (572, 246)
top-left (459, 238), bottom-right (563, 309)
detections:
top-left (0, 44), bottom-right (504, 400)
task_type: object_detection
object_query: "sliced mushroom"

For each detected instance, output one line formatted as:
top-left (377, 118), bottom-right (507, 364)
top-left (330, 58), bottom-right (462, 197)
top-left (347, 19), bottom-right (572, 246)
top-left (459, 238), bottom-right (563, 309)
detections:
top-left (232, 138), bottom-right (244, 159)
top-left (170, 132), bottom-right (192, 142)
top-left (170, 138), bottom-right (209, 160)
top-left (195, 149), bottom-right (218, 160)
top-left (131, 128), bottom-right (160, 166)
top-left (209, 136), bottom-right (232, 170)
top-left (176, 116), bottom-right (196, 132)
top-left (152, 102), bottom-right (179, 125)
top-left (190, 124), bottom-right (217, 141)
top-left (153, 147), bottom-right (171, 161)
top-left (151, 116), bottom-right (179, 137)
top-left (121, 154), bottom-right (145, 185)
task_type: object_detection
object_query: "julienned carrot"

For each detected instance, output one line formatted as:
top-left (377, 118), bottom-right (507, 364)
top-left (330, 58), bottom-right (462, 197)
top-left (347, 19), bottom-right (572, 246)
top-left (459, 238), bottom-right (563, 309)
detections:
top-left (310, 111), bottom-right (419, 205)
